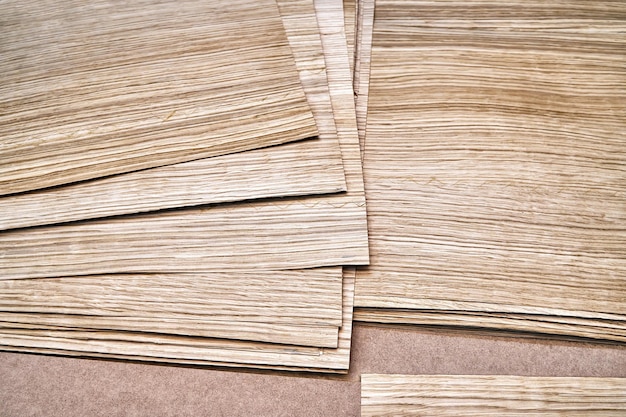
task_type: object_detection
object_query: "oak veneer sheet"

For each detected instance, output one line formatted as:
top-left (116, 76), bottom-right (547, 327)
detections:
top-left (354, 0), bottom-right (626, 340)
top-left (361, 374), bottom-right (626, 416)
top-left (0, 198), bottom-right (368, 279)
top-left (0, 268), bottom-right (343, 347)
top-left (0, 0), bottom-right (347, 231)
top-left (314, 0), bottom-right (366, 197)
top-left (0, 0), bottom-right (362, 371)
top-left (0, 0), bottom-right (318, 195)
top-left (0, 0), bottom-right (369, 280)
top-left (0, 270), bottom-right (357, 373)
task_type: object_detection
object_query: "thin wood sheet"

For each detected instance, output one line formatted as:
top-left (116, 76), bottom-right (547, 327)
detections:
top-left (0, 198), bottom-right (367, 279)
top-left (0, 316), bottom-right (340, 349)
top-left (361, 374), bottom-right (626, 416)
top-left (354, 0), bottom-right (626, 338)
top-left (0, 0), bottom-right (352, 347)
top-left (0, 0), bottom-right (318, 195)
top-left (0, 0), bottom-right (369, 280)
top-left (343, 0), bottom-right (357, 75)
top-left (0, 141), bottom-right (346, 231)
top-left (354, 309), bottom-right (626, 344)
top-left (0, 0), bottom-right (346, 231)
top-left (353, 0), bottom-right (375, 156)
top-left (0, 268), bottom-right (343, 347)
top-left (315, 0), bottom-right (366, 197)
top-left (0, 270), bottom-right (356, 373)
top-left (0, 0), bottom-right (362, 371)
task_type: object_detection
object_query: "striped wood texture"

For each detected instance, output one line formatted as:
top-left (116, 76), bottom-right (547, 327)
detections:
top-left (0, 268), bottom-right (343, 347)
top-left (361, 374), bottom-right (626, 416)
top-left (344, 0), bottom-right (357, 74)
top-left (0, 0), bottom-right (360, 371)
top-left (0, 269), bottom-right (356, 373)
top-left (353, 0), bottom-right (375, 156)
top-left (354, 0), bottom-right (626, 341)
top-left (0, 0), bottom-right (346, 231)
top-left (354, 309), bottom-right (626, 343)
top-left (0, 198), bottom-right (368, 279)
top-left (316, 0), bottom-right (366, 196)
top-left (0, 0), bottom-right (369, 280)
top-left (0, 316), bottom-right (340, 349)
top-left (0, 141), bottom-right (345, 231)
top-left (0, 0), bottom-right (318, 196)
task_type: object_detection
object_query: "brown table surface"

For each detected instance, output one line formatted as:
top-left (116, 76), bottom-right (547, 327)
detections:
top-left (2, 323), bottom-right (625, 416)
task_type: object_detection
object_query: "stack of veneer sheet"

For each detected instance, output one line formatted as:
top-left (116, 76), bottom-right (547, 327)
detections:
top-left (0, 0), bottom-right (369, 373)
top-left (352, 0), bottom-right (626, 343)
top-left (2, 0), bottom-right (625, 377)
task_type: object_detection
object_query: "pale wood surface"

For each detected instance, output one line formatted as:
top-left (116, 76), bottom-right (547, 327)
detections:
top-left (0, 0), bottom-right (318, 196)
top-left (361, 374), bottom-right (626, 416)
top-left (0, 0), bottom-right (362, 369)
top-left (354, 309), bottom-right (626, 343)
top-left (0, 268), bottom-right (342, 347)
top-left (353, 0), bottom-right (375, 156)
top-left (343, 0), bottom-right (357, 75)
top-left (0, 141), bottom-right (345, 231)
top-left (0, 197), bottom-right (368, 279)
top-left (0, 270), bottom-right (341, 325)
top-left (354, 0), bottom-right (626, 340)
top-left (0, 316), bottom-right (340, 349)
top-left (0, 269), bottom-right (356, 373)
top-left (0, 0), bottom-right (369, 280)
top-left (0, 0), bottom-right (346, 231)
top-left (316, 0), bottom-right (366, 197)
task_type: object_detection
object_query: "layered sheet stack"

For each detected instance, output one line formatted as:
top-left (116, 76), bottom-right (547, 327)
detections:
top-left (0, 0), bottom-right (369, 373)
top-left (2, 0), bottom-right (625, 377)
top-left (353, 0), bottom-right (626, 343)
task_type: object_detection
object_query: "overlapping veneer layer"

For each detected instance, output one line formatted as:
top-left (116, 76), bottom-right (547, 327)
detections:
top-left (0, 0), bottom-right (369, 281)
top-left (0, 198), bottom-right (367, 279)
top-left (353, 0), bottom-right (375, 154)
top-left (0, 268), bottom-right (343, 347)
top-left (0, 0), bottom-right (349, 232)
top-left (0, 270), bottom-right (356, 373)
top-left (0, 0), bottom-right (319, 196)
top-left (354, 0), bottom-right (626, 341)
top-left (0, 0), bottom-right (365, 371)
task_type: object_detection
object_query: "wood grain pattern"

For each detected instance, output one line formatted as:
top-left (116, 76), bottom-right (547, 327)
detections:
top-left (354, 0), bottom-right (626, 341)
top-left (353, 0), bottom-right (375, 156)
top-left (0, 142), bottom-right (345, 231)
top-left (361, 374), bottom-right (626, 416)
top-left (0, 315), bottom-right (340, 349)
top-left (0, 0), bottom-right (347, 231)
top-left (0, 269), bottom-right (356, 373)
top-left (316, 0), bottom-right (366, 197)
top-left (0, 0), bottom-right (361, 371)
top-left (0, 197), bottom-right (368, 279)
top-left (0, 270), bottom-right (341, 325)
top-left (0, 268), bottom-right (342, 347)
top-left (354, 309), bottom-right (626, 343)
top-left (0, 0), bottom-right (317, 195)
top-left (0, 0), bottom-right (369, 280)
top-left (344, 0), bottom-right (357, 75)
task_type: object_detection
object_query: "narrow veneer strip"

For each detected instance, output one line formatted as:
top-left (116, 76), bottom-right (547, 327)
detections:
top-left (361, 375), bottom-right (626, 416)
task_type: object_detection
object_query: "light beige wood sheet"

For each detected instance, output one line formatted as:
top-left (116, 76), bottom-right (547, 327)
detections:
top-left (0, 0), bottom-right (318, 195)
